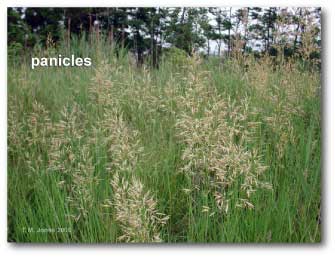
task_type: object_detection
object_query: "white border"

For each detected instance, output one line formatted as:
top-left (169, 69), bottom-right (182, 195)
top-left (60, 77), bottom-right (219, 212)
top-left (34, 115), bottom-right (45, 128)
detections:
top-left (1, 1), bottom-right (334, 256)
top-left (2, 0), bottom-right (329, 7)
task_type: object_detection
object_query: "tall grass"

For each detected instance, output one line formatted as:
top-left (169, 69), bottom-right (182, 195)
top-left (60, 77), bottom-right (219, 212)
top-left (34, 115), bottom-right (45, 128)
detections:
top-left (7, 35), bottom-right (321, 243)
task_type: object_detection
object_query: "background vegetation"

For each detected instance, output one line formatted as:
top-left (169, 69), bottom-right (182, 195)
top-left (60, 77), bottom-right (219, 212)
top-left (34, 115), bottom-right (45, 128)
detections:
top-left (8, 7), bottom-right (321, 243)
top-left (8, 7), bottom-right (321, 65)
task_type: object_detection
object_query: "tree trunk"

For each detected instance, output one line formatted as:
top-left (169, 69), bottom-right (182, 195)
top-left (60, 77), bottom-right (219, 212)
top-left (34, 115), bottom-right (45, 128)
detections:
top-left (243, 8), bottom-right (249, 54)
top-left (88, 14), bottom-right (92, 33)
top-left (151, 18), bottom-right (155, 67)
top-left (267, 25), bottom-right (270, 52)
top-left (293, 8), bottom-right (302, 52)
top-left (181, 8), bottom-right (186, 23)
top-left (136, 29), bottom-right (143, 66)
top-left (218, 10), bottom-right (222, 57)
top-left (109, 24), bottom-right (114, 45)
top-left (228, 7), bottom-right (232, 56)
top-left (207, 38), bottom-right (210, 56)
top-left (88, 13), bottom-right (92, 44)
top-left (67, 17), bottom-right (71, 48)
top-left (121, 23), bottom-right (125, 48)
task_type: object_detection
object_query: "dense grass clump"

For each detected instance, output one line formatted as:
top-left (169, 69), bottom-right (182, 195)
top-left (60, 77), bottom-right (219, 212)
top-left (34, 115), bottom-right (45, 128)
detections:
top-left (8, 37), bottom-right (321, 243)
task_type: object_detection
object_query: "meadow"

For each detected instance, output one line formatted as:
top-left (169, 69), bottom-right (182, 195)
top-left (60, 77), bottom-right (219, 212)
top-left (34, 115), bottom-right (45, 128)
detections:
top-left (7, 37), bottom-right (321, 243)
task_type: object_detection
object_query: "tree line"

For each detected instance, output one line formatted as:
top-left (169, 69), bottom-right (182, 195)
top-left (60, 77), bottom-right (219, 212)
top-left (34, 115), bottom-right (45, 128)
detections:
top-left (8, 7), bottom-right (321, 66)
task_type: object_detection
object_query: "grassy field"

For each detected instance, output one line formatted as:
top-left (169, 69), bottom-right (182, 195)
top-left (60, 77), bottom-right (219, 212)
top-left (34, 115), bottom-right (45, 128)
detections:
top-left (7, 38), bottom-right (321, 243)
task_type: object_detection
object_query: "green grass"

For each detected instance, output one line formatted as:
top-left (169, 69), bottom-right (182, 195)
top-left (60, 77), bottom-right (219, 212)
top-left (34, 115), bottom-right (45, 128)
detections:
top-left (7, 37), bottom-right (321, 243)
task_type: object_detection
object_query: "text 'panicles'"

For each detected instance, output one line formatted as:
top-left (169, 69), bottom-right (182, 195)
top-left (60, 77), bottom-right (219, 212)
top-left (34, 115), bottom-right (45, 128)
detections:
top-left (31, 55), bottom-right (92, 69)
